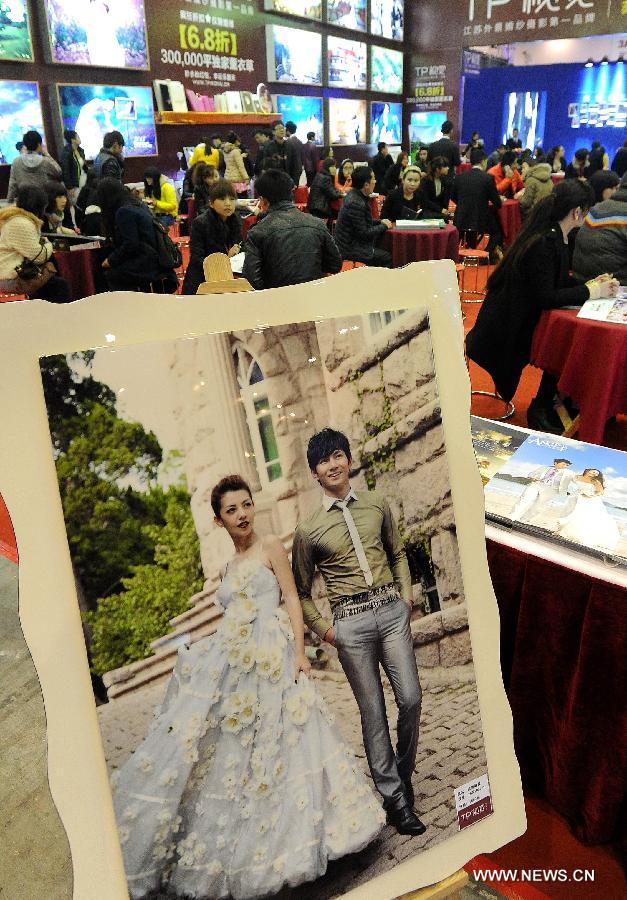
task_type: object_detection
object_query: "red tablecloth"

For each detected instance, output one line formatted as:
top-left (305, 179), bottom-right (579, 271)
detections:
top-left (551, 173), bottom-right (565, 184)
top-left (496, 198), bottom-right (521, 247)
top-left (487, 538), bottom-right (626, 845)
top-left (383, 224), bottom-right (459, 267)
top-left (530, 308), bottom-right (627, 444)
top-left (54, 247), bottom-right (104, 301)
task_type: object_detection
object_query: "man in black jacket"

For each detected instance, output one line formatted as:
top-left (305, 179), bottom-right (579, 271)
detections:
top-left (93, 131), bottom-right (125, 181)
top-left (335, 166), bottom-right (393, 267)
top-left (370, 142), bottom-right (393, 193)
top-left (243, 169), bottom-right (341, 289)
top-left (427, 121), bottom-right (461, 171)
top-left (263, 121), bottom-right (301, 186)
top-left (451, 150), bottom-right (503, 260)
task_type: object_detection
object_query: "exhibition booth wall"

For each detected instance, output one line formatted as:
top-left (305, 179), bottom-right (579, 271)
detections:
top-left (462, 60), bottom-right (627, 162)
top-left (0, 0), bottom-right (410, 192)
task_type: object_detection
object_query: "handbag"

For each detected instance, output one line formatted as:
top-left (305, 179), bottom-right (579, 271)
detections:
top-left (14, 242), bottom-right (56, 294)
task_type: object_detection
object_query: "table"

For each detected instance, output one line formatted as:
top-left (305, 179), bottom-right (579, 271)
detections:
top-left (456, 162), bottom-right (472, 174)
top-left (496, 198), bottom-right (521, 247)
top-left (486, 525), bottom-right (626, 845)
top-left (382, 223), bottom-right (459, 268)
top-left (54, 246), bottom-right (105, 301)
top-left (530, 308), bottom-right (627, 444)
top-left (551, 173), bottom-right (565, 184)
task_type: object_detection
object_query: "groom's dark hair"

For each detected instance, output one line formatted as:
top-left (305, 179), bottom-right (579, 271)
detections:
top-left (211, 475), bottom-right (252, 516)
top-left (553, 458), bottom-right (572, 465)
top-left (307, 428), bottom-right (352, 471)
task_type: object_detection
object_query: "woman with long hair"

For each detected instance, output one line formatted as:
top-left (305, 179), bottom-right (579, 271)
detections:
top-left (335, 158), bottom-right (353, 191)
top-left (110, 474), bottom-right (384, 899)
top-left (182, 179), bottom-right (243, 295)
top-left (466, 180), bottom-right (619, 433)
top-left (96, 177), bottom-right (178, 293)
top-left (307, 157), bottom-right (344, 220)
top-left (143, 166), bottom-right (178, 226)
top-left (556, 468), bottom-right (620, 550)
top-left (381, 165), bottom-right (422, 221)
top-left (381, 150), bottom-right (409, 195)
top-left (223, 131), bottom-right (251, 197)
top-left (0, 185), bottom-right (70, 302)
top-left (43, 183), bottom-right (76, 235)
top-left (60, 129), bottom-right (87, 223)
top-left (418, 156), bottom-right (451, 218)
top-left (192, 161), bottom-right (219, 217)
top-left (546, 145), bottom-right (566, 174)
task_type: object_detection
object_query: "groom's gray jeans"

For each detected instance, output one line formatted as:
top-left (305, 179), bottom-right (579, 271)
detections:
top-left (334, 594), bottom-right (422, 812)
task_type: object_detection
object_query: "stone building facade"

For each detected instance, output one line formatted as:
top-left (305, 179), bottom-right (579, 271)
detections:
top-left (103, 309), bottom-right (471, 699)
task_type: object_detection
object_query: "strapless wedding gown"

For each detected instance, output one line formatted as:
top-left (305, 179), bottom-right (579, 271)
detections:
top-left (111, 559), bottom-right (384, 899)
top-left (558, 482), bottom-right (620, 551)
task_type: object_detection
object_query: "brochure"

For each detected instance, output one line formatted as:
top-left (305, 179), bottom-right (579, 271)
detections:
top-left (476, 420), bottom-right (627, 565)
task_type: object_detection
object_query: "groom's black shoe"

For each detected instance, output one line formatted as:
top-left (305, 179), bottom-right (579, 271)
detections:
top-left (388, 804), bottom-right (427, 836)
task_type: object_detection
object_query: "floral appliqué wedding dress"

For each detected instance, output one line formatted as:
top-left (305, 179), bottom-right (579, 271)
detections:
top-left (111, 559), bottom-right (385, 899)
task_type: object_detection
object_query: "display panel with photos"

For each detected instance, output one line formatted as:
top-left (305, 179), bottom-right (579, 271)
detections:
top-left (275, 95), bottom-right (323, 142)
top-left (39, 302), bottom-right (496, 897)
top-left (370, 45), bottom-right (404, 94)
top-left (326, 0), bottom-right (366, 31)
top-left (501, 91), bottom-right (547, 150)
top-left (327, 36), bottom-right (367, 90)
top-left (0, 81), bottom-right (45, 165)
top-left (409, 110), bottom-right (445, 146)
top-left (263, 0), bottom-right (322, 19)
top-left (371, 101), bottom-right (402, 145)
top-left (0, 0), bottom-right (33, 61)
top-left (328, 97), bottom-right (366, 144)
top-left (266, 25), bottom-right (322, 85)
top-left (57, 84), bottom-right (158, 159)
top-left (44, 0), bottom-right (149, 69)
top-left (370, 0), bottom-right (404, 40)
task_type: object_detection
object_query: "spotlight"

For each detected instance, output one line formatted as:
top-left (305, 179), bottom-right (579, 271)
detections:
top-left (618, 55), bottom-right (624, 65)
top-left (600, 56), bottom-right (609, 66)
top-left (584, 58), bottom-right (593, 68)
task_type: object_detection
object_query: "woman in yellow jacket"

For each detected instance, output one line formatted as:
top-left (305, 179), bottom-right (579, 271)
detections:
top-left (143, 167), bottom-right (178, 225)
top-left (188, 136), bottom-right (221, 170)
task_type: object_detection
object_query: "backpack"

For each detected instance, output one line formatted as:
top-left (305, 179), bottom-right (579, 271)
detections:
top-left (152, 216), bottom-right (183, 269)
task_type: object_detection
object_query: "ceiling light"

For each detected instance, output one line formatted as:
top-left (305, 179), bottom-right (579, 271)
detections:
top-left (584, 58), bottom-right (593, 68)
top-left (600, 56), bottom-right (609, 66)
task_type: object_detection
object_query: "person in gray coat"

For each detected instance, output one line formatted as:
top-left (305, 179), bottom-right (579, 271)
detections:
top-left (7, 130), bottom-right (62, 202)
top-left (573, 172), bottom-right (627, 285)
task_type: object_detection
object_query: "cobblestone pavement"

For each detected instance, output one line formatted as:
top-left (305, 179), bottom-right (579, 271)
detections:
top-left (98, 664), bottom-right (488, 899)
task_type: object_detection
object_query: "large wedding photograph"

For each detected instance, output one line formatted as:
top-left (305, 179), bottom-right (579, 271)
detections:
top-left (40, 306), bottom-right (490, 899)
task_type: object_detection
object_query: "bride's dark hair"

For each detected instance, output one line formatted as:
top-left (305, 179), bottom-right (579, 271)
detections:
top-left (582, 468), bottom-right (604, 489)
top-left (211, 475), bottom-right (253, 516)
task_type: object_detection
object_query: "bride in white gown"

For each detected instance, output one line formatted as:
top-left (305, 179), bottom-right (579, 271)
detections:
top-left (556, 468), bottom-right (620, 552)
top-left (111, 475), bottom-right (385, 899)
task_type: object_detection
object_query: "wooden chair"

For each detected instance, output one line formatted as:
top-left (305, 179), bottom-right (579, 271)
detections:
top-left (293, 185), bottom-right (309, 205)
top-left (0, 291), bottom-right (28, 303)
top-left (340, 260), bottom-right (367, 272)
top-left (196, 252), bottom-right (253, 294)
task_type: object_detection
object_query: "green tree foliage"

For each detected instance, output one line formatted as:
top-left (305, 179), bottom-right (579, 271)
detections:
top-left (87, 488), bottom-right (204, 673)
top-left (41, 354), bottom-right (166, 604)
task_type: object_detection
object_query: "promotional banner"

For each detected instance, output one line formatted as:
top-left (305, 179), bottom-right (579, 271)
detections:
top-left (147, 0), bottom-right (264, 94)
top-left (409, 49), bottom-right (460, 116)
top-left (462, 0), bottom-right (627, 45)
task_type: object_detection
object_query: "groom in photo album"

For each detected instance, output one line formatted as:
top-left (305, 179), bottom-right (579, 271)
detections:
top-left (292, 428), bottom-right (426, 836)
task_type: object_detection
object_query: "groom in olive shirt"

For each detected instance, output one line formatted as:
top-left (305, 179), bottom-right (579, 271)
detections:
top-left (292, 428), bottom-right (425, 836)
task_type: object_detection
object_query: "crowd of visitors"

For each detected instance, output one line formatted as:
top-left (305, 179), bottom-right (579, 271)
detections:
top-left (0, 120), bottom-right (625, 433)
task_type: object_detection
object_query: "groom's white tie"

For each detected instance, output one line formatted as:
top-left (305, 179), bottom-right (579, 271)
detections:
top-left (335, 498), bottom-right (374, 587)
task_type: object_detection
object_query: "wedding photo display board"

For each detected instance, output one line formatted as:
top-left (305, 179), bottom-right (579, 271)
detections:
top-left (0, 80), bottom-right (45, 165)
top-left (57, 83), bottom-right (158, 159)
top-left (42, 0), bottom-right (150, 69)
top-left (0, 265), bottom-right (524, 898)
top-left (472, 417), bottom-right (627, 566)
top-left (0, 0), bottom-right (33, 61)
